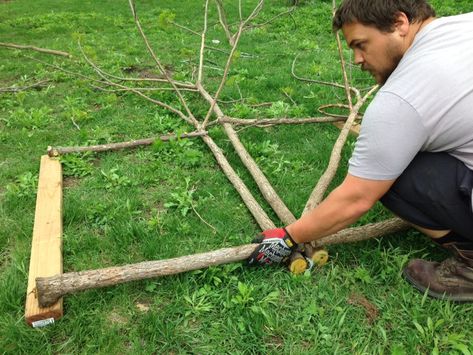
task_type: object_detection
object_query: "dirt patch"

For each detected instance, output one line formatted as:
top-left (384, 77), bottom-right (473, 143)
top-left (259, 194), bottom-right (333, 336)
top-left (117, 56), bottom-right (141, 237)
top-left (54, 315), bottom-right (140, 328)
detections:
top-left (121, 64), bottom-right (174, 80)
top-left (347, 292), bottom-right (379, 324)
top-left (107, 310), bottom-right (128, 325)
top-left (135, 302), bottom-right (151, 313)
top-left (63, 176), bottom-right (81, 188)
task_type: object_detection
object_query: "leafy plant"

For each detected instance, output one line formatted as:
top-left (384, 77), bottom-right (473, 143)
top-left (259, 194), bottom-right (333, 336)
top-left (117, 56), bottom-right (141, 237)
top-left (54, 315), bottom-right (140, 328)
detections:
top-left (183, 285), bottom-right (214, 316)
top-left (62, 96), bottom-right (89, 124)
top-left (100, 167), bottom-right (134, 190)
top-left (60, 152), bottom-right (94, 177)
top-left (157, 9), bottom-right (176, 30)
top-left (5, 172), bottom-right (38, 198)
top-left (164, 177), bottom-right (197, 216)
top-left (267, 101), bottom-right (290, 117)
top-left (8, 106), bottom-right (51, 129)
top-left (153, 137), bottom-right (204, 167)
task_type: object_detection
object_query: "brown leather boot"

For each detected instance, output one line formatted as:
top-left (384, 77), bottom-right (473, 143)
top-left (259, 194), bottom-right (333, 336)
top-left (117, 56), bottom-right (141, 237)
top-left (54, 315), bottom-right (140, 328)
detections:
top-left (403, 256), bottom-right (473, 302)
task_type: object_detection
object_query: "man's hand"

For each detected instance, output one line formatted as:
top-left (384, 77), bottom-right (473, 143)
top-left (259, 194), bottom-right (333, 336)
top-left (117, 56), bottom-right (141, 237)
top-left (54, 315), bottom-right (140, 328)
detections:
top-left (247, 228), bottom-right (297, 266)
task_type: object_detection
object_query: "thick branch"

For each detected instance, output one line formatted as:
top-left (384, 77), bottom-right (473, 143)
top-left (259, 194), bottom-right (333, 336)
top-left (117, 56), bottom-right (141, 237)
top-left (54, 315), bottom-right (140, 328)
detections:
top-left (198, 83), bottom-right (296, 224)
top-left (35, 218), bottom-right (408, 307)
top-left (303, 85), bottom-right (377, 214)
top-left (218, 116), bottom-right (346, 126)
top-left (36, 244), bottom-right (258, 307)
top-left (0, 42), bottom-right (72, 57)
top-left (201, 134), bottom-right (275, 230)
top-left (312, 217), bottom-right (410, 247)
top-left (47, 131), bottom-right (208, 157)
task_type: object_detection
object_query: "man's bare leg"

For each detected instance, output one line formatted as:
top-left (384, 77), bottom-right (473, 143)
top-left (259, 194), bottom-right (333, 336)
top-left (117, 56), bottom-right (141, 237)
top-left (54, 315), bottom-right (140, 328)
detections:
top-left (411, 224), bottom-right (450, 239)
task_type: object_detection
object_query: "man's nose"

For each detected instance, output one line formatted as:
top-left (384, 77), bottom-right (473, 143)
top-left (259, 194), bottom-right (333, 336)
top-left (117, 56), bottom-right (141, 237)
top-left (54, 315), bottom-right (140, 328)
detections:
top-left (353, 50), bottom-right (364, 65)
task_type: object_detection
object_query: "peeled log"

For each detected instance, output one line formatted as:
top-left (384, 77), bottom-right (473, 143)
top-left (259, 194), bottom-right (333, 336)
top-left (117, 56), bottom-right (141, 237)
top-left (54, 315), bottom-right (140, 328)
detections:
top-left (36, 218), bottom-right (409, 307)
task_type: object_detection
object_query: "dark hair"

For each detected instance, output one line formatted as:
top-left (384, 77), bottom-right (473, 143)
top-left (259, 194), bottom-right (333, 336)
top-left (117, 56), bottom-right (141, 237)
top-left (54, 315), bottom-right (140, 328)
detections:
top-left (333, 0), bottom-right (436, 32)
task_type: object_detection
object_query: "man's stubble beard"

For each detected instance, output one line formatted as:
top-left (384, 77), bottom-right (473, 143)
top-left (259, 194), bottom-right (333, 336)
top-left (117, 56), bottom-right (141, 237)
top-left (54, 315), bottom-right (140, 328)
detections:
top-left (376, 41), bottom-right (404, 85)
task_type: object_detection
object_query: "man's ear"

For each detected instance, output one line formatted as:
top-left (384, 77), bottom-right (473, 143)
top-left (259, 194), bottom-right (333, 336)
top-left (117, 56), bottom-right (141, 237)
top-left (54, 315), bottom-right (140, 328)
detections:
top-left (393, 11), bottom-right (410, 36)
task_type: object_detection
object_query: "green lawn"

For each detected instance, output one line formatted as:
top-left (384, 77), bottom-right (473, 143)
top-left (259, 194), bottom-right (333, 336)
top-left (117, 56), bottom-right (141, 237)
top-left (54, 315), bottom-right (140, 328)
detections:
top-left (1, 0), bottom-right (473, 353)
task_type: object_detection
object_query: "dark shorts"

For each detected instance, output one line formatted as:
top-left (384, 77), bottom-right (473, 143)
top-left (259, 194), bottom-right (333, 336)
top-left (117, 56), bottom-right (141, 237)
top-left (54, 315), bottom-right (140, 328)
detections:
top-left (380, 152), bottom-right (473, 240)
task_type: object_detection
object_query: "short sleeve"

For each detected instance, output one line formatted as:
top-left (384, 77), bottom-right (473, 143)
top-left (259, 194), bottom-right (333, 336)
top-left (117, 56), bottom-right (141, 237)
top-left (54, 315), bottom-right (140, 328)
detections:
top-left (348, 92), bottom-right (428, 180)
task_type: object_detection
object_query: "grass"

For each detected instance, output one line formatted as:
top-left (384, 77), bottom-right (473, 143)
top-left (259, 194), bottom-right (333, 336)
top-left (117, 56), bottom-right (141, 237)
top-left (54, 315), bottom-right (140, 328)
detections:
top-left (1, 0), bottom-right (473, 353)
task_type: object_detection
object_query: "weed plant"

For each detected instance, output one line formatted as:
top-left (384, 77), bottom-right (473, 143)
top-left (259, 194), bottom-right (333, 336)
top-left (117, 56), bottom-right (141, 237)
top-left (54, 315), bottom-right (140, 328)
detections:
top-left (1, 0), bottom-right (473, 353)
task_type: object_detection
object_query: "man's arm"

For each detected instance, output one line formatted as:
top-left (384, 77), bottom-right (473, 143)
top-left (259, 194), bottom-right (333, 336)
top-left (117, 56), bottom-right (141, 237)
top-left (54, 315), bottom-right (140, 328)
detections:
top-left (286, 173), bottom-right (395, 243)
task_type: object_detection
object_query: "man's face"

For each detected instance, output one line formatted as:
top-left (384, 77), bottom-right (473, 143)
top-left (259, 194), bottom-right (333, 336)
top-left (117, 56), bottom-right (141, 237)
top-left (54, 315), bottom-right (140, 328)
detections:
top-left (342, 22), bottom-right (404, 84)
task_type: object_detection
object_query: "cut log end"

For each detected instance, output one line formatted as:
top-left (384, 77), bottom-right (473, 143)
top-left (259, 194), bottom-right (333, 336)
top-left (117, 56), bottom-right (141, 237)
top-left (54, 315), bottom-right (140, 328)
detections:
top-left (46, 146), bottom-right (59, 157)
top-left (304, 246), bottom-right (329, 267)
top-left (288, 252), bottom-right (308, 274)
top-left (36, 276), bottom-right (63, 308)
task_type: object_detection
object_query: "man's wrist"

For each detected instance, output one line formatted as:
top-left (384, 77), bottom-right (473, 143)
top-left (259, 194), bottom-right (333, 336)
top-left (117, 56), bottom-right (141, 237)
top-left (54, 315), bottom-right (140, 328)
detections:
top-left (285, 225), bottom-right (301, 244)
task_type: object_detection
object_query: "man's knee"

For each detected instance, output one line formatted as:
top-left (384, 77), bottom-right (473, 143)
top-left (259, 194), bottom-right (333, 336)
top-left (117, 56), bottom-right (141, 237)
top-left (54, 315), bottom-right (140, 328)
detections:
top-left (380, 152), bottom-right (473, 238)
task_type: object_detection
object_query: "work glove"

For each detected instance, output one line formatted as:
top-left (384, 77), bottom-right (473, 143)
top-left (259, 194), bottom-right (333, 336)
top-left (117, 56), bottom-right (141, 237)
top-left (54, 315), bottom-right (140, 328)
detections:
top-left (247, 227), bottom-right (298, 266)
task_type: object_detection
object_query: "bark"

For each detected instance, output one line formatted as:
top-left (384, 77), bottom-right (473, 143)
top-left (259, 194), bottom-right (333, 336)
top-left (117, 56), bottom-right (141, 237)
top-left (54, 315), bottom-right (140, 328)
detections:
top-left (47, 131), bottom-right (208, 157)
top-left (218, 116), bottom-right (346, 126)
top-left (36, 244), bottom-right (258, 307)
top-left (35, 217), bottom-right (409, 307)
top-left (311, 217), bottom-right (410, 247)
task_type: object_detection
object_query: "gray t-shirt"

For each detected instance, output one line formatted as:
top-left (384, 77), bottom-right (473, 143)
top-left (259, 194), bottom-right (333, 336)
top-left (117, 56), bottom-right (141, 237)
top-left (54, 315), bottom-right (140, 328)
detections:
top-left (349, 12), bottom-right (473, 181)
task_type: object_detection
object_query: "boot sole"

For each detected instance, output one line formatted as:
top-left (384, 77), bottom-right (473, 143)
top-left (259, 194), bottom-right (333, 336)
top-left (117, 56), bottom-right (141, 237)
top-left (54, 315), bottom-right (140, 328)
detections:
top-left (402, 268), bottom-right (473, 303)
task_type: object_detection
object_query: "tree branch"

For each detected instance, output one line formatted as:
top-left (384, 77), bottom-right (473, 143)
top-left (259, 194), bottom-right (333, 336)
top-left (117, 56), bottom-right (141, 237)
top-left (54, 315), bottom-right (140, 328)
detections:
top-left (47, 131), bottom-right (208, 157)
top-left (128, 0), bottom-right (199, 127)
top-left (0, 79), bottom-right (50, 93)
top-left (218, 116), bottom-right (347, 126)
top-left (0, 42), bottom-right (72, 58)
top-left (303, 85), bottom-right (377, 214)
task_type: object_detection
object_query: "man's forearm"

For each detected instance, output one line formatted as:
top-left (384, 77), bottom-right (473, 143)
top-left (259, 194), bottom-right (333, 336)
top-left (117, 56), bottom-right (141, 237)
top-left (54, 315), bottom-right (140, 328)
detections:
top-left (285, 174), bottom-right (394, 244)
top-left (286, 187), bottom-right (372, 243)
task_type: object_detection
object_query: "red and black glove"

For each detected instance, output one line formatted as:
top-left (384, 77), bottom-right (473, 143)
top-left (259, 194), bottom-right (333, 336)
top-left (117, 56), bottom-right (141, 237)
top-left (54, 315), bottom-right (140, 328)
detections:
top-left (247, 227), bottom-right (297, 266)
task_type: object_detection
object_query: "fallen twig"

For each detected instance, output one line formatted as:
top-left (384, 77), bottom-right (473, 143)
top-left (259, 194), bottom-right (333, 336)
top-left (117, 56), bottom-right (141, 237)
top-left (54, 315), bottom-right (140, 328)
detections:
top-left (0, 42), bottom-right (72, 58)
top-left (0, 79), bottom-right (50, 93)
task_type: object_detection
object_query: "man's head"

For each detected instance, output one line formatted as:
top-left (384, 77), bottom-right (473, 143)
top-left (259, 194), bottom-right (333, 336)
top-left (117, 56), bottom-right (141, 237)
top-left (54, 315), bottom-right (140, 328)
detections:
top-left (333, 0), bottom-right (436, 84)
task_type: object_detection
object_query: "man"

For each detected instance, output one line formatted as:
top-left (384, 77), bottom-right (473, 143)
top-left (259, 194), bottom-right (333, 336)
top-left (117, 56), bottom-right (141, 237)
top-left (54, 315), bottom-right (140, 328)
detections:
top-left (247, 0), bottom-right (473, 302)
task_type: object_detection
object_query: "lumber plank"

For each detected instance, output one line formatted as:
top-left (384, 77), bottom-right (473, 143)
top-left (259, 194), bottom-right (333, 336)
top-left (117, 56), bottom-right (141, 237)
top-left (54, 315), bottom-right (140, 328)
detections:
top-left (333, 121), bottom-right (361, 136)
top-left (25, 155), bottom-right (63, 326)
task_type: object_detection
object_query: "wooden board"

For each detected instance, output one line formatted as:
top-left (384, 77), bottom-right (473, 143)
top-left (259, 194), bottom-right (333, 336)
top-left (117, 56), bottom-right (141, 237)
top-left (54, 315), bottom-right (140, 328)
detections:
top-left (25, 155), bottom-right (63, 326)
top-left (333, 121), bottom-right (361, 136)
